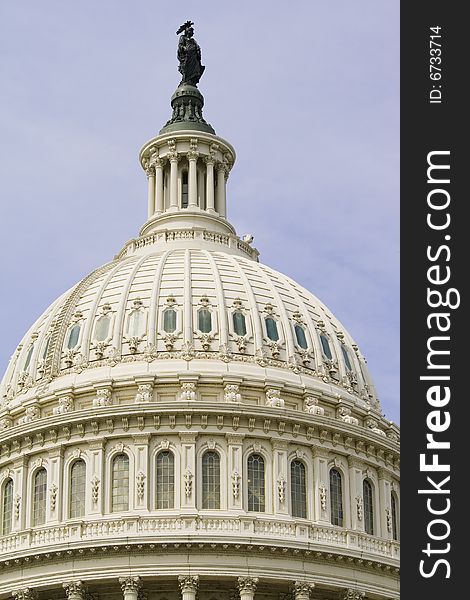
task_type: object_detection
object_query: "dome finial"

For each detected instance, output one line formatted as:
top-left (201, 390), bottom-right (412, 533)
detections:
top-left (176, 21), bottom-right (205, 87)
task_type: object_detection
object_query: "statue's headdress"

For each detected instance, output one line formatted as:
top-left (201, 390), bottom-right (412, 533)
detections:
top-left (176, 21), bottom-right (194, 35)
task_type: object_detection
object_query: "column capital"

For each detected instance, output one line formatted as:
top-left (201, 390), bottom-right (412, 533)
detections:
top-left (342, 590), bottom-right (365, 600)
top-left (145, 165), bottom-right (155, 178)
top-left (12, 590), bottom-right (38, 600)
top-left (178, 575), bottom-right (199, 594)
top-left (293, 581), bottom-right (315, 598)
top-left (168, 151), bottom-right (180, 163)
top-left (63, 581), bottom-right (87, 600)
top-left (237, 577), bottom-right (259, 593)
top-left (119, 577), bottom-right (143, 594)
top-left (187, 150), bottom-right (199, 161)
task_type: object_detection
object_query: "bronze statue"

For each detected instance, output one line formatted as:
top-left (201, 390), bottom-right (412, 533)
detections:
top-left (176, 21), bottom-right (205, 86)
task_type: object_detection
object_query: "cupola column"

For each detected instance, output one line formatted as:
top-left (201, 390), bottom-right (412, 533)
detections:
top-left (178, 575), bottom-right (199, 600)
top-left (146, 166), bottom-right (156, 219)
top-left (119, 577), bottom-right (143, 600)
top-left (237, 577), bottom-right (259, 600)
top-left (155, 158), bottom-right (164, 215)
top-left (216, 163), bottom-right (226, 217)
top-left (169, 150), bottom-right (179, 211)
top-left (205, 157), bottom-right (215, 213)
top-left (188, 148), bottom-right (199, 208)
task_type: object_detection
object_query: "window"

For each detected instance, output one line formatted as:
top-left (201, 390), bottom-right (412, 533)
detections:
top-left (41, 337), bottom-right (50, 360)
top-left (24, 345), bottom-right (34, 372)
top-left (290, 460), bottom-right (307, 518)
top-left (128, 311), bottom-right (143, 337)
top-left (112, 454), bottom-right (129, 512)
top-left (1, 479), bottom-right (13, 535)
top-left (163, 309), bottom-right (177, 333)
top-left (94, 315), bottom-right (111, 342)
top-left (341, 345), bottom-right (353, 371)
top-left (363, 479), bottom-right (374, 535)
top-left (198, 309), bottom-right (212, 334)
top-left (265, 317), bottom-right (279, 342)
top-left (294, 324), bottom-right (308, 349)
top-left (391, 492), bottom-right (399, 540)
top-left (247, 454), bottom-right (265, 512)
top-left (33, 468), bottom-right (47, 526)
top-left (320, 333), bottom-right (332, 360)
top-left (156, 451), bottom-right (175, 509)
top-left (70, 460), bottom-right (86, 518)
top-left (233, 312), bottom-right (247, 336)
top-left (67, 324), bottom-right (81, 349)
top-left (182, 171), bottom-right (189, 208)
top-left (202, 451), bottom-right (220, 509)
top-left (329, 469), bottom-right (344, 527)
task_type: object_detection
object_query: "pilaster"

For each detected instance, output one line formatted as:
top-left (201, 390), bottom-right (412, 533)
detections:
top-left (179, 432), bottom-right (197, 510)
top-left (226, 433), bottom-right (244, 510)
top-left (312, 447), bottom-right (329, 523)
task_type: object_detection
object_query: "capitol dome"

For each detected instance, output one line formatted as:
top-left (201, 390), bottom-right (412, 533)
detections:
top-left (0, 23), bottom-right (399, 600)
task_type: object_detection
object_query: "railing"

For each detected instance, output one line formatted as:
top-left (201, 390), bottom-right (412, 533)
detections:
top-left (0, 516), bottom-right (400, 561)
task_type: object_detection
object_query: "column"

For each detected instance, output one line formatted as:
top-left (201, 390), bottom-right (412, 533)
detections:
top-left (48, 446), bottom-right (64, 523)
top-left (133, 435), bottom-right (150, 511)
top-left (238, 577), bottom-right (259, 600)
top-left (155, 158), bottom-right (164, 215)
top-left (12, 457), bottom-right (27, 531)
top-left (205, 158), bottom-right (215, 213)
top-left (63, 581), bottom-right (88, 600)
top-left (119, 577), bottom-right (143, 600)
top-left (146, 166), bottom-right (156, 219)
top-left (226, 433), bottom-right (244, 511)
top-left (88, 440), bottom-right (106, 515)
top-left (12, 589), bottom-right (38, 600)
top-left (348, 457), bottom-right (364, 531)
top-left (312, 447), bottom-right (330, 524)
top-left (216, 164), bottom-right (226, 218)
top-left (293, 582), bottom-right (315, 600)
top-left (378, 468), bottom-right (392, 539)
top-left (178, 575), bottom-right (199, 600)
top-left (188, 150), bottom-right (199, 208)
top-left (169, 153), bottom-right (179, 211)
top-left (272, 439), bottom-right (289, 515)
top-left (179, 433), bottom-right (197, 510)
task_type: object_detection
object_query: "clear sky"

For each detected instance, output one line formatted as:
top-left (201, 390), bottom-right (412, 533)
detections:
top-left (0, 1), bottom-right (399, 423)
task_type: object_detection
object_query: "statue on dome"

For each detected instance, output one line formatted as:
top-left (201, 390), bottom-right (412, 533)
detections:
top-left (176, 21), bottom-right (205, 86)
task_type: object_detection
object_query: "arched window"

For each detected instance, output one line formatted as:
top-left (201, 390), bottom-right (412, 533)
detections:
top-left (290, 460), bottom-right (307, 518)
top-left (24, 345), bottom-right (34, 372)
top-left (163, 309), bottom-right (177, 333)
top-left (265, 317), bottom-right (279, 342)
top-left (41, 336), bottom-right (50, 360)
top-left (294, 324), bottom-right (308, 349)
top-left (320, 333), bottom-right (332, 360)
top-left (112, 454), bottom-right (129, 512)
top-left (156, 451), bottom-right (175, 509)
top-left (70, 460), bottom-right (86, 518)
top-left (363, 479), bottom-right (374, 535)
top-left (233, 312), bottom-right (247, 336)
top-left (247, 454), bottom-right (265, 512)
top-left (391, 492), bottom-right (399, 541)
top-left (33, 468), bottom-right (47, 526)
top-left (94, 314), bottom-right (111, 342)
top-left (1, 479), bottom-right (13, 535)
top-left (341, 345), bottom-right (353, 371)
top-left (182, 171), bottom-right (189, 208)
top-left (202, 451), bottom-right (220, 509)
top-left (329, 468), bottom-right (344, 527)
top-left (67, 324), bottom-right (81, 350)
top-left (198, 309), bottom-right (212, 334)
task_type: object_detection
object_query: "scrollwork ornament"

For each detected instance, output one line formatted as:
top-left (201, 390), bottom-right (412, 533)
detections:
top-left (184, 467), bottom-right (193, 498)
top-left (277, 474), bottom-right (286, 504)
top-left (231, 470), bottom-right (241, 499)
top-left (319, 482), bottom-right (327, 511)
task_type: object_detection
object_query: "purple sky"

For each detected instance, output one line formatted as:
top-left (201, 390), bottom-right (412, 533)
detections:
top-left (0, 1), bottom-right (399, 423)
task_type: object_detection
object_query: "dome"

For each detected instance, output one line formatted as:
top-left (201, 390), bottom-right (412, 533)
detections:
top-left (0, 23), bottom-right (399, 600)
top-left (1, 242), bottom-right (380, 414)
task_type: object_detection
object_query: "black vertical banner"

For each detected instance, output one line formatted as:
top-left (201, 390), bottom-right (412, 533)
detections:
top-left (401, 3), bottom-right (467, 598)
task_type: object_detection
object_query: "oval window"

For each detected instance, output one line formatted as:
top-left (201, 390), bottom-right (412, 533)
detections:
top-left (163, 309), bottom-right (177, 333)
top-left (320, 334), bottom-right (332, 360)
top-left (67, 324), bottom-right (81, 349)
top-left (233, 312), bottom-right (247, 336)
top-left (341, 345), bottom-right (353, 371)
top-left (128, 311), bottom-right (143, 337)
top-left (198, 309), bottom-right (212, 333)
top-left (265, 317), bottom-right (279, 341)
top-left (294, 324), bottom-right (308, 349)
top-left (94, 315), bottom-right (111, 342)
